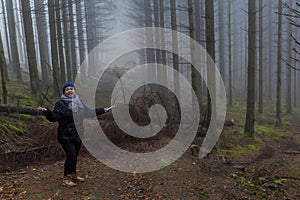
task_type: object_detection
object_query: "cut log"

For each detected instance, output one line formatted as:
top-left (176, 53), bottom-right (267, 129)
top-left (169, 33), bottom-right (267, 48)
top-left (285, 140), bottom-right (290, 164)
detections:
top-left (0, 104), bottom-right (43, 115)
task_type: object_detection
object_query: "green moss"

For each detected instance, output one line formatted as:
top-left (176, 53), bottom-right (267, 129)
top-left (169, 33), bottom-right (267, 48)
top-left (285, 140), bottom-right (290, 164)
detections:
top-left (217, 145), bottom-right (245, 157)
top-left (255, 124), bottom-right (284, 138)
top-left (0, 123), bottom-right (24, 135)
top-left (19, 114), bottom-right (34, 122)
top-left (0, 117), bottom-right (29, 136)
top-left (247, 144), bottom-right (257, 150)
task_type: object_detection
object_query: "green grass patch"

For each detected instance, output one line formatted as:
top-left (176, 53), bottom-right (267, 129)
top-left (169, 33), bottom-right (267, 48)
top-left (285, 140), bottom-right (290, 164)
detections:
top-left (255, 124), bottom-right (284, 138)
top-left (0, 122), bottom-right (25, 135)
top-left (217, 145), bottom-right (245, 157)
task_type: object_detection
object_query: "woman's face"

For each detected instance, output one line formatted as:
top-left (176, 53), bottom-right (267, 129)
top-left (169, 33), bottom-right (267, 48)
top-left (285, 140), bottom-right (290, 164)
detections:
top-left (64, 86), bottom-right (76, 98)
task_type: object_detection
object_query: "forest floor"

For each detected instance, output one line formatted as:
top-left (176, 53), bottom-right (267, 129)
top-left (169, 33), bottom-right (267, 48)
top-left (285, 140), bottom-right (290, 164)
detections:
top-left (0, 103), bottom-right (300, 200)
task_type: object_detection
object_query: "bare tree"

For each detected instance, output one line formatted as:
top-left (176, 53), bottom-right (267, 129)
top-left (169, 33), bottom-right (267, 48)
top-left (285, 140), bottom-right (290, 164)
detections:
top-left (68, 0), bottom-right (77, 81)
top-left (276, 0), bottom-right (282, 127)
top-left (61, 1), bottom-right (72, 81)
top-left (258, 0), bottom-right (264, 113)
top-left (228, 0), bottom-right (233, 106)
top-left (1, 0), bottom-right (11, 73)
top-left (205, 0), bottom-right (216, 125)
top-left (6, 0), bottom-right (22, 80)
top-left (48, 0), bottom-right (60, 96)
top-left (245, 0), bottom-right (256, 135)
top-left (170, 0), bottom-right (180, 96)
top-left (34, 0), bottom-right (50, 86)
top-left (188, 0), bottom-right (202, 114)
top-left (144, 0), bottom-right (155, 82)
top-left (286, 0), bottom-right (293, 114)
top-left (159, 0), bottom-right (167, 85)
top-left (21, 0), bottom-right (40, 94)
top-left (75, 0), bottom-right (86, 80)
top-left (0, 32), bottom-right (8, 103)
top-left (267, 2), bottom-right (273, 101)
top-left (218, 0), bottom-right (225, 78)
top-left (194, 0), bottom-right (203, 109)
top-left (55, 0), bottom-right (66, 85)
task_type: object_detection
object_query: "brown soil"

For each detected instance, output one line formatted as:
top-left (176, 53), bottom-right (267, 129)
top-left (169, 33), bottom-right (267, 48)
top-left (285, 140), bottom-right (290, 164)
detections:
top-left (0, 111), bottom-right (300, 200)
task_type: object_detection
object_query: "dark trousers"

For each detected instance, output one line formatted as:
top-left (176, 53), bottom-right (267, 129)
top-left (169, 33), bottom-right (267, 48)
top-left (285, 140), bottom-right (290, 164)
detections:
top-left (60, 142), bottom-right (81, 176)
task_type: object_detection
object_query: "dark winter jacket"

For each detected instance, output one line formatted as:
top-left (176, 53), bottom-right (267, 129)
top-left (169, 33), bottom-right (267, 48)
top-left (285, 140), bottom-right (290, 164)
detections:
top-left (43, 100), bottom-right (105, 143)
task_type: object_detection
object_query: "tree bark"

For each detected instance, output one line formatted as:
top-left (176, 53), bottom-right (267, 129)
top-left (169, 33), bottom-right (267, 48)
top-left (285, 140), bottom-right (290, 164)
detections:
top-left (144, 0), bottom-right (155, 82)
top-left (6, 0), bottom-right (22, 80)
top-left (218, 0), bottom-right (225, 78)
top-left (62, 1), bottom-right (72, 81)
top-left (76, 0), bottom-right (86, 80)
top-left (205, 0), bottom-right (216, 126)
top-left (0, 33), bottom-right (8, 104)
top-left (21, 0), bottom-right (40, 95)
top-left (0, 104), bottom-right (43, 115)
top-left (48, 0), bottom-right (60, 96)
top-left (68, 0), bottom-right (77, 81)
top-left (258, 0), bottom-right (264, 113)
top-left (268, 2), bottom-right (273, 101)
top-left (245, 0), bottom-right (256, 135)
top-left (1, 0), bottom-right (11, 76)
top-left (194, 0), bottom-right (203, 109)
top-left (159, 0), bottom-right (167, 85)
top-left (34, 0), bottom-right (50, 86)
top-left (228, 0), bottom-right (233, 106)
top-left (55, 0), bottom-right (66, 85)
top-left (170, 0), bottom-right (179, 97)
top-left (286, 0), bottom-right (293, 114)
top-left (276, 0), bottom-right (282, 127)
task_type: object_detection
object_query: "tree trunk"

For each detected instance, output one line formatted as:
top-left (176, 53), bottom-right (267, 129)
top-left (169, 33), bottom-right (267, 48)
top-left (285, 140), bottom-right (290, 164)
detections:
top-left (218, 0), bottom-right (225, 78)
top-left (48, 0), bottom-right (60, 96)
top-left (62, 1), bottom-right (72, 81)
top-left (55, 0), bottom-right (66, 85)
top-left (153, 0), bottom-right (162, 84)
top-left (0, 104), bottom-right (44, 115)
top-left (245, 0), bottom-right (256, 135)
top-left (85, 0), bottom-right (96, 77)
top-left (275, 0), bottom-right (282, 127)
top-left (76, 0), bottom-right (86, 80)
top-left (1, 0), bottom-right (11, 75)
top-left (6, 0), bottom-right (22, 80)
top-left (286, 0), bottom-right (293, 114)
top-left (205, 0), bottom-right (216, 126)
top-left (188, 0), bottom-right (201, 115)
top-left (68, 0), bottom-right (77, 81)
top-left (293, 30), bottom-right (297, 107)
top-left (170, 0), bottom-right (179, 97)
top-left (21, 0), bottom-right (40, 95)
top-left (228, 0), bottom-right (233, 106)
top-left (159, 0), bottom-right (167, 85)
top-left (0, 33), bottom-right (8, 104)
top-left (194, 0), bottom-right (203, 109)
top-left (268, 2), bottom-right (273, 101)
top-left (258, 0), bottom-right (264, 113)
top-left (144, 0), bottom-right (155, 82)
top-left (34, 0), bottom-right (50, 86)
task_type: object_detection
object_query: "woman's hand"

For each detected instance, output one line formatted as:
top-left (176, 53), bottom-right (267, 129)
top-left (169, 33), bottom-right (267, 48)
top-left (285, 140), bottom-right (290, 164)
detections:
top-left (104, 105), bottom-right (115, 112)
top-left (37, 107), bottom-right (47, 112)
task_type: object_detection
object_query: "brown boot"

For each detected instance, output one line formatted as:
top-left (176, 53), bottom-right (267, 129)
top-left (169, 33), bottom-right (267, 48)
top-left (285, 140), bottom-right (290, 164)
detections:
top-left (62, 175), bottom-right (76, 187)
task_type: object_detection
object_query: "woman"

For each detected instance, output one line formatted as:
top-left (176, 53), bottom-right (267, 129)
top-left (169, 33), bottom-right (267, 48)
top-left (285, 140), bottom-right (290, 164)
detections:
top-left (38, 82), bottom-right (108, 187)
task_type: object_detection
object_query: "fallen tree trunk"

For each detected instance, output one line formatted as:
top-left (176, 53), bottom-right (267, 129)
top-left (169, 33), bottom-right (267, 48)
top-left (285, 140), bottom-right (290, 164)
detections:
top-left (0, 104), bottom-right (43, 115)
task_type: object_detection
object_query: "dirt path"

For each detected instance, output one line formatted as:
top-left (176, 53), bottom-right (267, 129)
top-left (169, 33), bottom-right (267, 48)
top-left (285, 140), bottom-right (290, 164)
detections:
top-left (0, 143), bottom-right (299, 200)
top-left (1, 110), bottom-right (300, 199)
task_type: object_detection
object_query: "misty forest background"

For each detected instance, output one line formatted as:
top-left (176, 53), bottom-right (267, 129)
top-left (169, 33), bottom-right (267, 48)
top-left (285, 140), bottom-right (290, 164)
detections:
top-left (0, 0), bottom-right (299, 136)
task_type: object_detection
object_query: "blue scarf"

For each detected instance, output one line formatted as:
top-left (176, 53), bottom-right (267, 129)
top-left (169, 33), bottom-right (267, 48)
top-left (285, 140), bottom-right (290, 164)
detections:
top-left (61, 94), bottom-right (84, 112)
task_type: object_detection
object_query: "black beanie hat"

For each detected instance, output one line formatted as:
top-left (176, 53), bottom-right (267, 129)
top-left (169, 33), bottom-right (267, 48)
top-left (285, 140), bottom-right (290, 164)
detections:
top-left (62, 82), bottom-right (75, 93)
